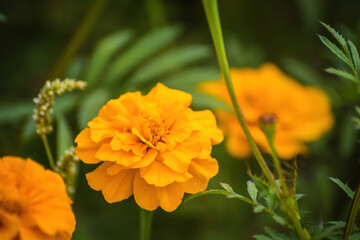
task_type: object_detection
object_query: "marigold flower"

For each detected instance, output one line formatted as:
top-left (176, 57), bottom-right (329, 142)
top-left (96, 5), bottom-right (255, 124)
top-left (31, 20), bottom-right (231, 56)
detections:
top-left (0, 156), bottom-right (76, 240)
top-left (75, 83), bottom-right (223, 212)
top-left (199, 63), bottom-right (334, 159)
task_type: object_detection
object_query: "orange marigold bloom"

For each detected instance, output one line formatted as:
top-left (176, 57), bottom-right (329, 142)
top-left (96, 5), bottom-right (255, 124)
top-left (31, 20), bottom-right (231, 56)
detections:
top-left (199, 63), bottom-right (334, 160)
top-left (0, 156), bottom-right (76, 240)
top-left (75, 83), bottom-right (223, 212)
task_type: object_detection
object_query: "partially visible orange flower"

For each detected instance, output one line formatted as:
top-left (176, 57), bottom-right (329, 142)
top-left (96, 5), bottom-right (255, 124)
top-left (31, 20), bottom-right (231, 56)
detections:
top-left (199, 63), bottom-right (334, 159)
top-left (0, 156), bottom-right (76, 240)
top-left (75, 83), bottom-right (223, 212)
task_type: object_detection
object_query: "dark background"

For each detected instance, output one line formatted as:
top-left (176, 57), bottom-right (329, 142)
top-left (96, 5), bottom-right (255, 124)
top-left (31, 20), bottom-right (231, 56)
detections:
top-left (0, 0), bottom-right (360, 239)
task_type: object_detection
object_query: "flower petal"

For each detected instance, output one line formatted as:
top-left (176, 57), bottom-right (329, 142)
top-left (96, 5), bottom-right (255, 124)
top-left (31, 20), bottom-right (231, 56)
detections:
top-left (75, 128), bottom-right (101, 164)
top-left (95, 144), bottom-right (142, 166)
top-left (86, 162), bottom-right (137, 203)
top-left (183, 157), bottom-right (218, 194)
top-left (140, 160), bottom-right (192, 187)
top-left (133, 172), bottom-right (159, 211)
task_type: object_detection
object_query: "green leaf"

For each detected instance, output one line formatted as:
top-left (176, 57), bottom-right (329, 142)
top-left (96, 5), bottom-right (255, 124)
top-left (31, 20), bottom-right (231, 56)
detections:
top-left (129, 45), bottom-right (211, 85)
top-left (326, 67), bottom-right (358, 83)
top-left (320, 21), bottom-right (348, 53)
top-left (162, 66), bottom-right (219, 88)
top-left (56, 114), bottom-right (73, 160)
top-left (0, 102), bottom-right (33, 124)
top-left (272, 215), bottom-right (286, 226)
top-left (329, 177), bottom-right (354, 199)
top-left (21, 116), bottom-right (36, 141)
top-left (253, 205), bottom-right (266, 213)
top-left (253, 235), bottom-right (272, 240)
top-left (264, 226), bottom-right (291, 240)
top-left (350, 233), bottom-right (360, 240)
top-left (85, 30), bottom-right (133, 85)
top-left (247, 180), bottom-right (258, 202)
top-left (348, 40), bottom-right (360, 72)
top-left (220, 182), bottom-right (235, 194)
top-left (106, 25), bottom-right (182, 84)
top-left (53, 94), bottom-right (80, 117)
top-left (77, 88), bottom-right (110, 129)
top-left (319, 35), bottom-right (351, 67)
top-left (338, 116), bottom-right (357, 158)
top-left (296, 193), bottom-right (306, 201)
top-left (355, 106), bottom-right (360, 115)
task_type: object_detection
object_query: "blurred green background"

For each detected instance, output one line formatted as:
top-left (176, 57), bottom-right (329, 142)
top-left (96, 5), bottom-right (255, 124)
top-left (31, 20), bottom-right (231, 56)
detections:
top-left (1, 0), bottom-right (360, 239)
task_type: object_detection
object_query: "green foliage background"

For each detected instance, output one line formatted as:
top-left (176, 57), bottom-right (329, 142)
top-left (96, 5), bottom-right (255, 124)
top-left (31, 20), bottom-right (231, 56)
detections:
top-left (0, 0), bottom-right (359, 239)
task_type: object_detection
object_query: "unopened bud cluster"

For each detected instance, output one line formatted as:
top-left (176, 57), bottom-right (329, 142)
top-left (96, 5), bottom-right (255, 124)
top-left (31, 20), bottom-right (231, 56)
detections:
top-left (56, 147), bottom-right (80, 195)
top-left (33, 78), bottom-right (87, 135)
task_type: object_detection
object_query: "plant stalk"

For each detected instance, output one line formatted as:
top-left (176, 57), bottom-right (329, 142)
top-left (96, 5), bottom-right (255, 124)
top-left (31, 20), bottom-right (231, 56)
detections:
top-left (140, 208), bottom-right (154, 240)
top-left (41, 134), bottom-right (56, 171)
top-left (344, 183), bottom-right (360, 240)
top-left (201, 1), bottom-right (310, 239)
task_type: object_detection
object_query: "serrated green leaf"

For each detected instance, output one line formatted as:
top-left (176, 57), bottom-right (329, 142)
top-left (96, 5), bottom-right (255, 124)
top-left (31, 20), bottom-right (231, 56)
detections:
top-left (253, 205), bottom-right (266, 213)
top-left (129, 45), bottom-right (211, 85)
top-left (326, 68), bottom-right (358, 83)
top-left (272, 215), bottom-right (286, 226)
top-left (320, 21), bottom-right (348, 53)
top-left (319, 35), bottom-right (352, 67)
top-left (77, 88), bottom-right (110, 129)
top-left (106, 25), bottom-right (182, 84)
top-left (85, 30), bottom-right (133, 85)
top-left (264, 226), bottom-right (291, 240)
top-left (329, 177), bottom-right (354, 199)
top-left (0, 102), bottom-right (33, 124)
top-left (348, 40), bottom-right (360, 72)
top-left (247, 181), bottom-right (258, 202)
top-left (220, 182), bottom-right (235, 194)
top-left (56, 114), bottom-right (73, 160)
top-left (253, 235), bottom-right (272, 240)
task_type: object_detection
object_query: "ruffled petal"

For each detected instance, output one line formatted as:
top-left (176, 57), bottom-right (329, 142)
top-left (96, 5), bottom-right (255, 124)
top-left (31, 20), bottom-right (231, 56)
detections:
top-left (95, 144), bottom-right (142, 166)
top-left (133, 172), bottom-right (159, 211)
top-left (140, 160), bottom-right (192, 187)
top-left (183, 157), bottom-right (218, 194)
top-left (86, 162), bottom-right (137, 203)
top-left (75, 128), bottom-right (101, 164)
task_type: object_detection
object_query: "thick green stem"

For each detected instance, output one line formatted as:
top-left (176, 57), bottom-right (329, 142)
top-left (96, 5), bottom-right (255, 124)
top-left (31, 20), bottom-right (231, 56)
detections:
top-left (201, 1), bottom-right (310, 239)
top-left (201, 0), bottom-right (277, 190)
top-left (344, 184), bottom-right (360, 240)
top-left (40, 134), bottom-right (56, 171)
top-left (140, 208), bottom-right (154, 240)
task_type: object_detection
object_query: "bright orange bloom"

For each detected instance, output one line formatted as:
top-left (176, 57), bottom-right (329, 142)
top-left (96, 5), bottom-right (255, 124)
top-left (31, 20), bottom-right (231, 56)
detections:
top-left (199, 63), bottom-right (334, 159)
top-left (0, 156), bottom-right (76, 240)
top-left (75, 83), bottom-right (223, 212)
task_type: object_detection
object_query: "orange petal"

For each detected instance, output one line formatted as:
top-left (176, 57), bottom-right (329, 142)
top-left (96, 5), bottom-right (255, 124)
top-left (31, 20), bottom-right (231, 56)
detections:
top-left (146, 83), bottom-right (192, 109)
top-left (86, 162), bottom-right (136, 203)
top-left (133, 172), bottom-right (159, 211)
top-left (159, 142), bottom-right (201, 173)
top-left (75, 128), bottom-right (101, 164)
top-left (95, 144), bottom-right (142, 166)
top-left (128, 149), bottom-right (158, 169)
top-left (157, 183), bottom-right (184, 212)
top-left (140, 160), bottom-right (192, 187)
top-left (183, 157), bottom-right (218, 194)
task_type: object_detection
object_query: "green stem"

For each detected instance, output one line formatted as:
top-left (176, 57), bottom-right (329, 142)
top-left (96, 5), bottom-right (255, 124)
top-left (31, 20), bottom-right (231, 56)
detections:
top-left (265, 133), bottom-right (290, 197)
top-left (344, 184), bottom-right (360, 240)
top-left (201, 1), bottom-right (310, 239)
top-left (145, 0), bottom-right (167, 29)
top-left (48, 0), bottom-right (108, 79)
top-left (201, 0), bottom-right (277, 190)
top-left (140, 208), bottom-right (154, 240)
top-left (40, 134), bottom-right (56, 171)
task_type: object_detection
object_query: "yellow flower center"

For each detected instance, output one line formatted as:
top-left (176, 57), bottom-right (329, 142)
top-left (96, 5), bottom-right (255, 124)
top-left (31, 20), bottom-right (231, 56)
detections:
top-left (141, 112), bottom-right (168, 146)
top-left (0, 198), bottom-right (22, 216)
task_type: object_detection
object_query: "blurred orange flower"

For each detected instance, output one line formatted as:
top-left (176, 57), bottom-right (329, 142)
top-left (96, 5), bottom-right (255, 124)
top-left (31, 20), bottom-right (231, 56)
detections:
top-left (0, 156), bottom-right (75, 240)
top-left (75, 83), bottom-right (223, 212)
top-left (199, 63), bottom-right (334, 159)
